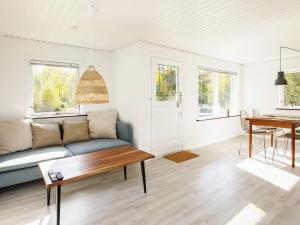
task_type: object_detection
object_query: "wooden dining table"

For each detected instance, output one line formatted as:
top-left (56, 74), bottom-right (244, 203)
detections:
top-left (246, 115), bottom-right (300, 167)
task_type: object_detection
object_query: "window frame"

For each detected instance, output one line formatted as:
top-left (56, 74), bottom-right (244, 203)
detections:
top-left (28, 59), bottom-right (81, 116)
top-left (197, 66), bottom-right (238, 121)
top-left (278, 70), bottom-right (300, 109)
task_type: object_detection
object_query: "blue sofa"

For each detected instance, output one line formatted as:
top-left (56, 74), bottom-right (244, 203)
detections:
top-left (0, 121), bottom-right (132, 188)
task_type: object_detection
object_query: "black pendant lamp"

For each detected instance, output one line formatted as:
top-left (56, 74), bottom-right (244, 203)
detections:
top-left (274, 71), bottom-right (287, 85)
top-left (275, 47), bottom-right (300, 85)
top-left (275, 47), bottom-right (287, 85)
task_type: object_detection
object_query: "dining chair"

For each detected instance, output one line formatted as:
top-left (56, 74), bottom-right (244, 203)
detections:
top-left (252, 108), bottom-right (284, 133)
top-left (272, 132), bottom-right (300, 162)
top-left (240, 110), bottom-right (274, 161)
top-left (252, 108), bottom-right (261, 117)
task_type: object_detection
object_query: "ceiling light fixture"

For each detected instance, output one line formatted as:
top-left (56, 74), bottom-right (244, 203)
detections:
top-left (275, 47), bottom-right (300, 85)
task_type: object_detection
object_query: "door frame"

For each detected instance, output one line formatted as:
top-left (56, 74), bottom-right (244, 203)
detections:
top-left (150, 57), bottom-right (183, 156)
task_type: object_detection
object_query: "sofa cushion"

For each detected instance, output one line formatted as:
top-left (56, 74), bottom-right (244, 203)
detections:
top-left (87, 111), bottom-right (117, 139)
top-left (0, 119), bottom-right (33, 155)
top-left (63, 120), bottom-right (90, 144)
top-left (0, 146), bottom-right (73, 173)
top-left (65, 139), bottom-right (130, 155)
top-left (0, 166), bottom-right (42, 188)
top-left (31, 123), bottom-right (63, 149)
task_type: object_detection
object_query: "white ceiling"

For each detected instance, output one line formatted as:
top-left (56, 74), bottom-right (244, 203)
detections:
top-left (1, 0), bottom-right (300, 63)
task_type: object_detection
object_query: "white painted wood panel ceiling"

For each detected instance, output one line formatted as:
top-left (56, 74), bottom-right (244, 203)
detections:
top-left (0, 0), bottom-right (300, 63)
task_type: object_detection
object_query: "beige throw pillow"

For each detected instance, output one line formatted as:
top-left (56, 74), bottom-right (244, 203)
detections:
top-left (87, 111), bottom-right (117, 139)
top-left (31, 123), bottom-right (63, 149)
top-left (0, 120), bottom-right (32, 155)
top-left (63, 120), bottom-right (90, 144)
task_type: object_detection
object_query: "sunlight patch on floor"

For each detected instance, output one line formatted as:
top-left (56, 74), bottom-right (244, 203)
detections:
top-left (252, 149), bottom-right (286, 168)
top-left (24, 215), bottom-right (51, 225)
top-left (271, 150), bottom-right (300, 167)
top-left (225, 203), bottom-right (265, 225)
top-left (252, 147), bottom-right (300, 167)
top-left (237, 158), bottom-right (299, 191)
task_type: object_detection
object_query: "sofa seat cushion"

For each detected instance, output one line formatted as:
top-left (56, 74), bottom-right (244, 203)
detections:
top-left (65, 139), bottom-right (130, 155)
top-left (0, 146), bottom-right (73, 173)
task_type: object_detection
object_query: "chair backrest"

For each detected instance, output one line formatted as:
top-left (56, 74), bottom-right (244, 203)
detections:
top-left (253, 108), bottom-right (261, 117)
top-left (240, 110), bottom-right (249, 134)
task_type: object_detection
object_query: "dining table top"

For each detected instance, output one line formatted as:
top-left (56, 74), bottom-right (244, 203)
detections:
top-left (247, 114), bottom-right (300, 123)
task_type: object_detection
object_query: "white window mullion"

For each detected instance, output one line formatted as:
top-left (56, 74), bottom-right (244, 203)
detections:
top-left (230, 75), bottom-right (234, 116)
top-left (278, 85), bottom-right (284, 108)
top-left (213, 73), bottom-right (219, 116)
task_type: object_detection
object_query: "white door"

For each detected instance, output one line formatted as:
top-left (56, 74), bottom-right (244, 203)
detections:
top-left (151, 58), bottom-right (182, 156)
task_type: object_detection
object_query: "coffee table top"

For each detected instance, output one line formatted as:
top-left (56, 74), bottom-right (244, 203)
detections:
top-left (38, 145), bottom-right (155, 188)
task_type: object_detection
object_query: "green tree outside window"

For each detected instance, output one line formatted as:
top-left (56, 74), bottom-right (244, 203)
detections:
top-left (284, 72), bottom-right (300, 107)
top-left (32, 64), bottom-right (78, 113)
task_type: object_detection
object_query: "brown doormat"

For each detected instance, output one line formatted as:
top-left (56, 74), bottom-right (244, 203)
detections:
top-left (164, 151), bottom-right (199, 163)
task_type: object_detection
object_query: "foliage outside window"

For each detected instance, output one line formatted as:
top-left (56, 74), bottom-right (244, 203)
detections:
top-left (31, 62), bottom-right (79, 114)
top-left (156, 64), bottom-right (178, 101)
top-left (283, 72), bottom-right (300, 107)
top-left (198, 68), bottom-right (236, 119)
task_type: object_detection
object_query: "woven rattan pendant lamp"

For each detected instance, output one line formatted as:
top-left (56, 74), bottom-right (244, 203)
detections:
top-left (75, 65), bottom-right (109, 104)
top-left (75, 1), bottom-right (109, 104)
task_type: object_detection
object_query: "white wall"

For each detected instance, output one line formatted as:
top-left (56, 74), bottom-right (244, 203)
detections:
top-left (0, 36), bottom-right (115, 120)
top-left (114, 43), bottom-right (147, 149)
top-left (0, 36), bottom-right (243, 152)
top-left (115, 42), bottom-right (243, 153)
top-left (243, 56), bottom-right (300, 115)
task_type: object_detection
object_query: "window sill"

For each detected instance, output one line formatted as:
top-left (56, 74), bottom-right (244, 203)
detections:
top-left (196, 115), bottom-right (240, 121)
top-left (276, 107), bottom-right (300, 111)
top-left (28, 113), bottom-right (87, 120)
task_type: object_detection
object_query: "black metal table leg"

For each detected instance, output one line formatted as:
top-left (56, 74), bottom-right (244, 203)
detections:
top-left (56, 185), bottom-right (61, 225)
top-left (124, 166), bottom-right (127, 180)
top-left (47, 188), bottom-right (51, 206)
top-left (140, 161), bottom-right (146, 193)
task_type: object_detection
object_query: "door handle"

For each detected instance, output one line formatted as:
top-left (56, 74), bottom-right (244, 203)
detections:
top-left (179, 92), bottom-right (182, 104)
top-left (177, 92), bottom-right (182, 107)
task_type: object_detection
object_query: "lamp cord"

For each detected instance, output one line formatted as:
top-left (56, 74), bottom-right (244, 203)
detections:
top-left (88, 1), bottom-right (95, 66)
top-left (280, 47), bottom-right (282, 71)
top-left (89, 17), bottom-right (93, 66)
top-left (280, 46), bottom-right (300, 71)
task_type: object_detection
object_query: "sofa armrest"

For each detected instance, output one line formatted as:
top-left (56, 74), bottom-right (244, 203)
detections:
top-left (116, 121), bottom-right (133, 144)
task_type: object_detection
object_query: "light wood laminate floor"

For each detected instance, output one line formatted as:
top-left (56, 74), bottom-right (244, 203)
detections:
top-left (1, 136), bottom-right (300, 225)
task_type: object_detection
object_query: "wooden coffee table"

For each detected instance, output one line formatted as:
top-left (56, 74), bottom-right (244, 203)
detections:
top-left (38, 145), bottom-right (155, 225)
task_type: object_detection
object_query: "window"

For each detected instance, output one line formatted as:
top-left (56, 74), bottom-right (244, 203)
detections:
top-left (198, 67), bottom-right (237, 120)
top-left (280, 72), bottom-right (300, 108)
top-left (31, 61), bottom-right (79, 114)
top-left (156, 64), bottom-right (179, 101)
